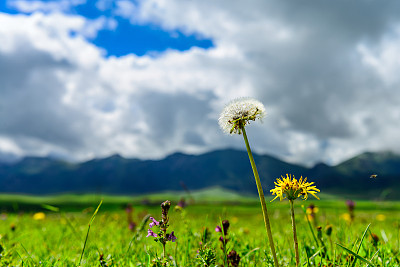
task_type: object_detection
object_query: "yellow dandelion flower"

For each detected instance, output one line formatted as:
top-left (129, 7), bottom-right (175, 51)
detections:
top-left (376, 214), bottom-right (386, 221)
top-left (33, 212), bottom-right (46, 220)
top-left (270, 174), bottom-right (320, 202)
top-left (340, 213), bottom-right (351, 222)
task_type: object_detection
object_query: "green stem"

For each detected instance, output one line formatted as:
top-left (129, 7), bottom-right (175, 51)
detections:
top-left (290, 200), bottom-right (300, 267)
top-left (162, 242), bottom-right (166, 259)
top-left (242, 127), bottom-right (279, 267)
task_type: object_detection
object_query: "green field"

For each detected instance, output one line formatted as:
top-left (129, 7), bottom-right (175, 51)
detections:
top-left (0, 190), bottom-right (399, 266)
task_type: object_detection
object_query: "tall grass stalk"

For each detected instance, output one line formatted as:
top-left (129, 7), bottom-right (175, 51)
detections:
top-left (242, 127), bottom-right (279, 267)
top-left (78, 200), bottom-right (103, 266)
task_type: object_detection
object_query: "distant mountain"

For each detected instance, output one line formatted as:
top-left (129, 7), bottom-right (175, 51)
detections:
top-left (0, 149), bottom-right (399, 199)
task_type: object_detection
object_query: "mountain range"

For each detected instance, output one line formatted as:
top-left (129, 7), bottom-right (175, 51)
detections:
top-left (0, 149), bottom-right (399, 199)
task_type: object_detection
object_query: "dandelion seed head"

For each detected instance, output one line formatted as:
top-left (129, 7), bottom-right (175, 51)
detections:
top-left (218, 97), bottom-right (266, 135)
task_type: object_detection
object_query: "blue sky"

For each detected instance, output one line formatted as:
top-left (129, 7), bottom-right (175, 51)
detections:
top-left (0, 0), bottom-right (213, 56)
top-left (1, 0), bottom-right (400, 166)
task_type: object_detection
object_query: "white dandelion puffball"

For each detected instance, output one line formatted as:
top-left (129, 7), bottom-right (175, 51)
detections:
top-left (218, 97), bottom-right (266, 135)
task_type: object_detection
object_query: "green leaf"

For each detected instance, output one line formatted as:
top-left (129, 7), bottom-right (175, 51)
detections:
top-left (336, 243), bottom-right (376, 267)
top-left (351, 223), bottom-right (371, 267)
top-left (89, 199), bottom-right (103, 225)
top-left (41, 204), bottom-right (59, 212)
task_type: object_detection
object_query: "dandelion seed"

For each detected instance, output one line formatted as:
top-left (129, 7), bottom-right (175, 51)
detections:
top-left (218, 97), bottom-right (266, 135)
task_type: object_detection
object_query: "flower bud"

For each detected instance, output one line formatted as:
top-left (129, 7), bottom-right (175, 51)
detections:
top-left (325, 224), bottom-right (333, 236)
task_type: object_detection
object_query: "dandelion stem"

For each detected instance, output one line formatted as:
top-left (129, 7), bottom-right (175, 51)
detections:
top-left (290, 200), bottom-right (300, 267)
top-left (242, 126), bottom-right (279, 267)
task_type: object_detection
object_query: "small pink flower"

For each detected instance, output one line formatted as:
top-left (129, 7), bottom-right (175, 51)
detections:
top-left (149, 217), bottom-right (160, 228)
top-left (146, 229), bottom-right (157, 238)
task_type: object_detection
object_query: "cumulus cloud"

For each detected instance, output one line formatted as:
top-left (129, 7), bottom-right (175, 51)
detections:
top-left (7, 0), bottom-right (86, 13)
top-left (1, 1), bottom-right (400, 166)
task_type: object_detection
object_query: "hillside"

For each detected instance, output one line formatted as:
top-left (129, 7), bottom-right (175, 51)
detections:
top-left (0, 149), bottom-right (399, 199)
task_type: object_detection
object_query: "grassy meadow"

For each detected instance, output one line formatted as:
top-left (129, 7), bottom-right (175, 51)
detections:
top-left (0, 189), bottom-right (399, 266)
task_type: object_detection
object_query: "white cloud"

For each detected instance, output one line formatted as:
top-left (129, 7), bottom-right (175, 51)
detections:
top-left (7, 0), bottom-right (86, 13)
top-left (2, 1), bottom-right (400, 166)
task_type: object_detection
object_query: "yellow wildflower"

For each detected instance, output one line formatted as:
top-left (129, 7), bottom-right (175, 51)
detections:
top-left (306, 206), bottom-right (319, 215)
top-left (270, 174), bottom-right (320, 201)
top-left (33, 212), bottom-right (46, 220)
top-left (340, 213), bottom-right (351, 222)
top-left (376, 214), bottom-right (386, 221)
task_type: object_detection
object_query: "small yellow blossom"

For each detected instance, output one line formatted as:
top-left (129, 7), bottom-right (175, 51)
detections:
top-left (33, 212), bottom-right (46, 220)
top-left (306, 207), bottom-right (319, 215)
top-left (306, 214), bottom-right (314, 221)
top-left (340, 213), bottom-right (351, 222)
top-left (376, 214), bottom-right (386, 221)
top-left (270, 174), bottom-right (320, 201)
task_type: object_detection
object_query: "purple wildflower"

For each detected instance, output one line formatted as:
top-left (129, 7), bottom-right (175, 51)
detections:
top-left (129, 221), bottom-right (137, 231)
top-left (146, 229), bottom-right (158, 238)
top-left (346, 199), bottom-right (356, 221)
top-left (125, 204), bottom-right (133, 214)
top-left (149, 217), bottom-right (160, 228)
top-left (222, 220), bottom-right (230, 235)
top-left (346, 200), bottom-right (355, 211)
top-left (177, 198), bottom-right (186, 208)
top-left (167, 231), bottom-right (177, 242)
top-left (227, 250), bottom-right (241, 267)
top-left (215, 225), bottom-right (222, 232)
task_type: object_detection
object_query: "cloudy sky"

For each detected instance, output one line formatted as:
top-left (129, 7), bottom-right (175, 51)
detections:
top-left (1, 0), bottom-right (400, 166)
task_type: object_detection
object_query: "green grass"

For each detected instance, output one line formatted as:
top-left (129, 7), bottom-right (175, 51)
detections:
top-left (0, 191), bottom-right (399, 266)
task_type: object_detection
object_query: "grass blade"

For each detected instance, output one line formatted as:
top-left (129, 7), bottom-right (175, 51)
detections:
top-left (301, 205), bottom-right (319, 248)
top-left (336, 243), bottom-right (376, 267)
top-left (41, 204), bottom-right (60, 212)
top-left (350, 223), bottom-right (371, 267)
top-left (78, 199), bottom-right (103, 266)
top-left (126, 214), bottom-right (151, 254)
top-left (368, 249), bottom-right (380, 266)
